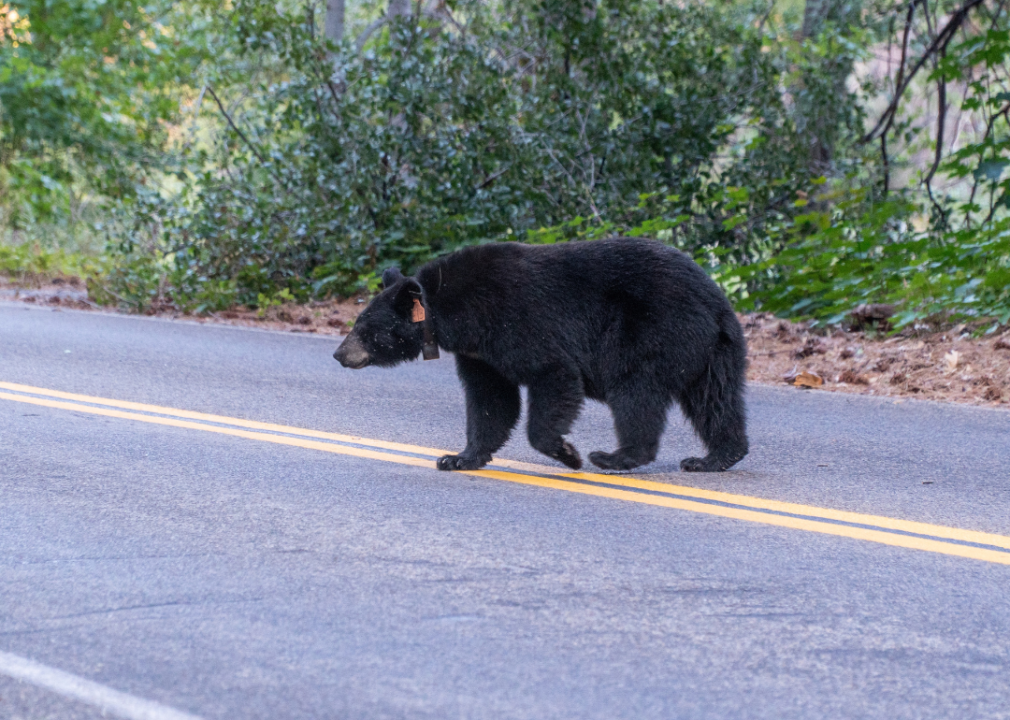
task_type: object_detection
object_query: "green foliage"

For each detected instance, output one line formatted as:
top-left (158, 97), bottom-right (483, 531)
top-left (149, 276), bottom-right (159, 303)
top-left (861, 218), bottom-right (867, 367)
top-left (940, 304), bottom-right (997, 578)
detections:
top-left (86, 250), bottom-right (166, 309)
top-left (107, 0), bottom-right (861, 306)
top-left (0, 239), bottom-right (96, 281)
top-left (498, 0), bottom-right (807, 231)
top-left (6, 0), bottom-right (1009, 331)
top-left (0, 1), bottom-right (210, 224)
top-left (720, 0), bottom-right (1010, 330)
top-left (255, 287), bottom-right (293, 317)
top-left (159, 2), bottom-right (527, 306)
top-left (712, 188), bottom-right (1010, 329)
top-left (932, 27), bottom-right (1010, 228)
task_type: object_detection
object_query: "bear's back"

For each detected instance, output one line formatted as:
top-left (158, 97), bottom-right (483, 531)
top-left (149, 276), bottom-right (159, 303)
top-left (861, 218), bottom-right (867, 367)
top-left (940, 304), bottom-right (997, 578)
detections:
top-left (416, 237), bottom-right (734, 377)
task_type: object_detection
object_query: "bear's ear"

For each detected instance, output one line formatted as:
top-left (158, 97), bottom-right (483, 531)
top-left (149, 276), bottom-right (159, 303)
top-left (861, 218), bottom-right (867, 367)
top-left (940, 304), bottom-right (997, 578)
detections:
top-left (393, 277), bottom-right (423, 317)
top-left (381, 267), bottom-right (404, 290)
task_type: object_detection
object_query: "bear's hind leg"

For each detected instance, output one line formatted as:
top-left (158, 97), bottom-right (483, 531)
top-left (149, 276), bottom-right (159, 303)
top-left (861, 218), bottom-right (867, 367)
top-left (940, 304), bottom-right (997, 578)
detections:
top-left (589, 390), bottom-right (666, 471)
top-left (438, 355), bottom-right (521, 471)
top-left (526, 365), bottom-right (584, 470)
top-left (677, 359), bottom-right (748, 473)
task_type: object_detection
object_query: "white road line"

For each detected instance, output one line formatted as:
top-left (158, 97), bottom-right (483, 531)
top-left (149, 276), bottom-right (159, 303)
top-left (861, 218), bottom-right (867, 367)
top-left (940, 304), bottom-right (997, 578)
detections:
top-left (0, 651), bottom-right (202, 720)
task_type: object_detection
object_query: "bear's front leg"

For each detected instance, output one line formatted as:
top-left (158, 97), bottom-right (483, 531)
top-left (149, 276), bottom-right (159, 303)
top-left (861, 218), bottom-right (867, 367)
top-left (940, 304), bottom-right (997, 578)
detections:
top-left (526, 364), bottom-right (584, 470)
top-left (437, 355), bottom-right (521, 472)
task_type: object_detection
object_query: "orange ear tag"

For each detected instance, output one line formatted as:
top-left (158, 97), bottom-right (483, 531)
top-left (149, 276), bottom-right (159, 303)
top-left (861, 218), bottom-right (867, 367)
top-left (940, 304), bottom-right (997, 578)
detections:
top-left (411, 298), bottom-right (426, 323)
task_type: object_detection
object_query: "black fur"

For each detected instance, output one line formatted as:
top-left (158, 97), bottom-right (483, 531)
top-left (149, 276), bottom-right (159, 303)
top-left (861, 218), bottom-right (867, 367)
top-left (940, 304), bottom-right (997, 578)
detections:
top-left (334, 237), bottom-right (748, 472)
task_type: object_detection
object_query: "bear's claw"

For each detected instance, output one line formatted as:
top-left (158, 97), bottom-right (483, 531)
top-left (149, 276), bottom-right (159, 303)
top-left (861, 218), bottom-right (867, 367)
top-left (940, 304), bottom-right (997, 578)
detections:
top-left (437, 453), bottom-right (491, 471)
top-left (551, 441), bottom-right (582, 470)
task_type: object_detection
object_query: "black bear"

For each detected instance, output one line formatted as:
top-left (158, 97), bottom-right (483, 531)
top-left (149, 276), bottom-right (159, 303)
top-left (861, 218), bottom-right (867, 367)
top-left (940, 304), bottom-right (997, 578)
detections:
top-left (334, 237), bottom-right (748, 473)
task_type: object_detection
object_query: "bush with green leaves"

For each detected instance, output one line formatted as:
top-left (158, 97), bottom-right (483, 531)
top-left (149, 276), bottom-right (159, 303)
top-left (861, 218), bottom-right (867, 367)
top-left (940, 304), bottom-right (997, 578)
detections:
top-left (0, 0), bottom-right (210, 241)
top-left (718, 0), bottom-right (1010, 330)
top-left (156, 1), bottom-right (529, 306)
top-left (25, 0), bottom-right (1004, 331)
top-left (703, 188), bottom-right (1010, 330)
top-left (0, 240), bottom-right (91, 280)
top-left (109, 0), bottom-right (862, 310)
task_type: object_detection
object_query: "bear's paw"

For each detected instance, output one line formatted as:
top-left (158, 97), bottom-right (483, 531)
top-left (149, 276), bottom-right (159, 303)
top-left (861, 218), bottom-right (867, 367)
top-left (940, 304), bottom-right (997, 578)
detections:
top-left (679, 456), bottom-right (730, 472)
top-left (589, 450), bottom-right (643, 471)
top-left (437, 453), bottom-right (492, 471)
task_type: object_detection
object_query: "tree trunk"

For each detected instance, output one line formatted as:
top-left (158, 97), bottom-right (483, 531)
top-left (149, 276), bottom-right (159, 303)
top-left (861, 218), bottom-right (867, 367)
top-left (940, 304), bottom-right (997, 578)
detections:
top-left (799, 0), bottom-right (844, 172)
top-left (802, 0), bottom-right (830, 39)
top-left (388, 0), bottom-right (411, 20)
top-left (325, 0), bottom-right (345, 43)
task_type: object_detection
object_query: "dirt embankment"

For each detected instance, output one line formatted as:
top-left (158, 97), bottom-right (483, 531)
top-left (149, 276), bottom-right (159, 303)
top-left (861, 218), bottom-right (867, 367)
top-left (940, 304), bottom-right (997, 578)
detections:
top-left (4, 276), bottom-right (1009, 408)
top-left (744, 312), bottom-right (1010, 407)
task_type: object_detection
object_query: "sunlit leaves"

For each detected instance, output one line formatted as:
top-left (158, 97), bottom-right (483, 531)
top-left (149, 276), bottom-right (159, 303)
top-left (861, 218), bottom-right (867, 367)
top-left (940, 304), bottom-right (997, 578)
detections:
top-left (0, 0), bottom-right (212, 226)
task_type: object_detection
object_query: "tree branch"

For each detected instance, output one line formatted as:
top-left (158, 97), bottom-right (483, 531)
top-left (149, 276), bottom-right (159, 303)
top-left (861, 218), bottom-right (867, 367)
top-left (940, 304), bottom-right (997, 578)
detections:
top-left (207, 86), bottom-right (268, 167)
top-left (206, 85), bottom-right (289, 192)
top-left (863, 0), bottom-right (987, 144)
top-left (881, 133), bottom-right (890, 195)
top-left (924, 51), bottom-right (947, 187)
top-left (355, 17), bottom-right (388, 54)
top-left (924, 68), bottom-right (948, 224)
top-left (475, 164), bottom-right (512, 191)
top-left (868, 0), bottom-right (920, 147)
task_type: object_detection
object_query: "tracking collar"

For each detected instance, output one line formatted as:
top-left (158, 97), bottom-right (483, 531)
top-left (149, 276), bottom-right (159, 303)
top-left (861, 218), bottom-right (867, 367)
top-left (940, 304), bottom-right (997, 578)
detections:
top-left (408, 289), bottom-right (440, 360)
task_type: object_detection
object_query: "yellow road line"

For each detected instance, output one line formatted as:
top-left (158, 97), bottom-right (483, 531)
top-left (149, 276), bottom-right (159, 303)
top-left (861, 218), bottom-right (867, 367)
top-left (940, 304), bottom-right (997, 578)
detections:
top-left (554, 471), bottom-right (1010, 551)
top-left (0, 381), bottom-right (455, 457)
top-left (3, 382), bottom-right (1010, 565)
top-left (6, 380), bottom-right (1008, 550)
top-left (0, 392), bottom-right (436, 468)
top-left (473, 469), bottom-right (1010, 566)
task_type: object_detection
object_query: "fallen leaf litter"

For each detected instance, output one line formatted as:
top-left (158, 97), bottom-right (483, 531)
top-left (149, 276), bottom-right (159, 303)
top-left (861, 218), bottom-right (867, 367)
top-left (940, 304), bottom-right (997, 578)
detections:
top-left (745, 312), bottom-right (1010, 407)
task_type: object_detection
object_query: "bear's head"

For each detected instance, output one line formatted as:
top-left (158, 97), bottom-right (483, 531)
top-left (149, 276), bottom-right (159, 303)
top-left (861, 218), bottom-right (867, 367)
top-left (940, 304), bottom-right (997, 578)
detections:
top-left (333, 267), bottom-right (425, 369)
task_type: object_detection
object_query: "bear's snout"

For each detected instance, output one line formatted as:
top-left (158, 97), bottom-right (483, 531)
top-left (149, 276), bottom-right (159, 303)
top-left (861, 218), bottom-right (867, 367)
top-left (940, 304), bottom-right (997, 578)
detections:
top-left (334, 334), bottom-right (370, 369)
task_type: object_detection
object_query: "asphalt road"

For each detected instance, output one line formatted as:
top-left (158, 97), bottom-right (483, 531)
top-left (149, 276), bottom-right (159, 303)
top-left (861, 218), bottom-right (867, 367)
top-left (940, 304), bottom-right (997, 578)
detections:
top-left (1, 301), bottom-right (1010, 720)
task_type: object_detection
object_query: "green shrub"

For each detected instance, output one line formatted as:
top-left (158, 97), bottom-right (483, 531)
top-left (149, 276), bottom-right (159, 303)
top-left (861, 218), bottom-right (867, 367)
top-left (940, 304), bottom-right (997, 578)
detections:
top-left (715, 189), bottom-right (1010, 330)
top-left (102, 0), bottom-right (853, 304)
top-left (0, 241), bottom-right (92, 282)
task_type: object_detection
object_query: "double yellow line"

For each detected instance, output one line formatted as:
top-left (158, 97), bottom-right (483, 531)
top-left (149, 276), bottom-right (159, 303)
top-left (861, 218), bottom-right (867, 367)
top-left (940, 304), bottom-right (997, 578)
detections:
top-left (3, 380), bottom-right (1010, 566)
